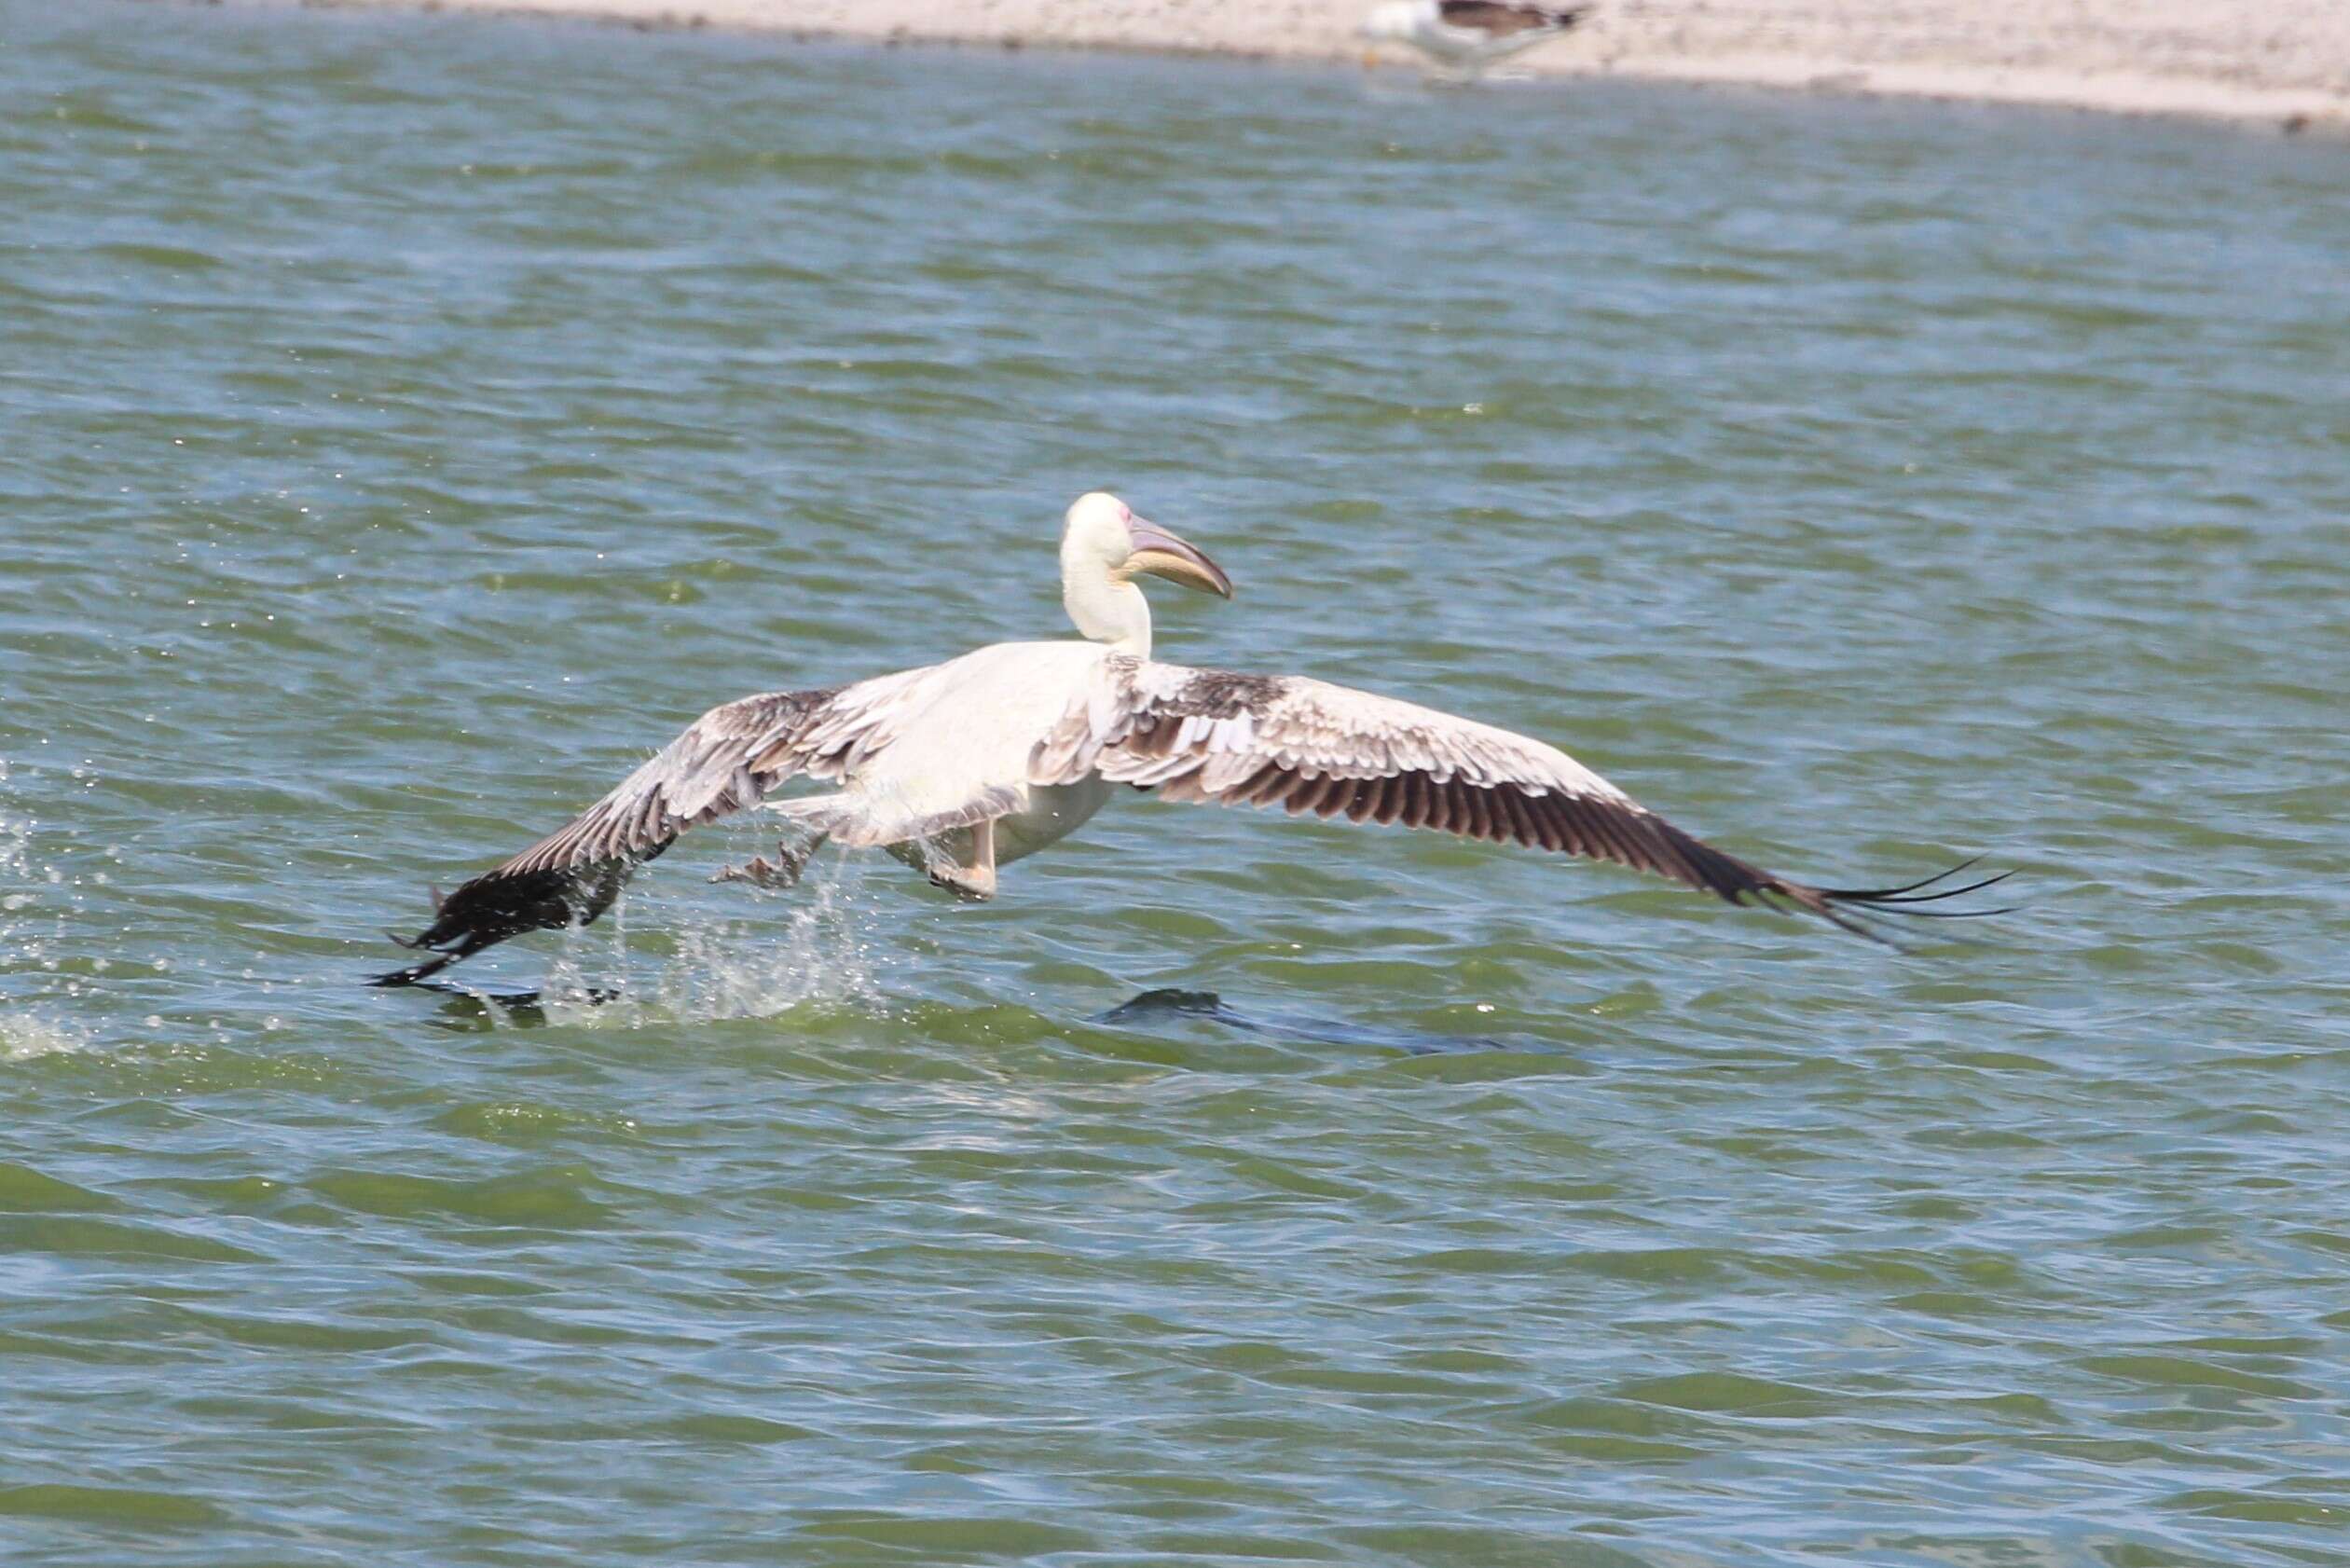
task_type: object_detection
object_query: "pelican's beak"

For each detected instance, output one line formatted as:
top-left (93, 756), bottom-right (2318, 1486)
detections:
top-left (1123, 519), bottom-right (1234, 599)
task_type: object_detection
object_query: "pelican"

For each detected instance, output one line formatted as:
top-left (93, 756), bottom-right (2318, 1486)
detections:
top-left (1359, 0), bottom-right (1593, 80)
top-left (374, 492), bottom-right (2004, 986)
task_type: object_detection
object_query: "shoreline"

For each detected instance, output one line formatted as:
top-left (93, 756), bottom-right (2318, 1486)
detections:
top-left (277, 0), bottom-right (2350, 132)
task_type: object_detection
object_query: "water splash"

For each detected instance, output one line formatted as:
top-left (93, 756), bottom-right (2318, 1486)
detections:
top-left (0, 758), bottom-right (34, 946)
top-left (530, 852), bottom-right (888, 1028)
top-left (1, 1011), bottom-right (86, 1061)
top-left (661, 869), bottom-right (885, 1022)
top-left (0, 756), bottom-right (88, 1057)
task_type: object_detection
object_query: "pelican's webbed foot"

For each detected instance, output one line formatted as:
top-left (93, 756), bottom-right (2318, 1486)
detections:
top-left (711, 832), bottom-right (823, 890)
top-left (712, 854), bottom-right (797, 889)
top-left (928, 863), bottom-right (997, 901)
top-left (926, 818), bottom-right (998, 901)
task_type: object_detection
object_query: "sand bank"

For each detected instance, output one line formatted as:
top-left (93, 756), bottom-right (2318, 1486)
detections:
top-left (309, 0), bottom-right (2350, 130)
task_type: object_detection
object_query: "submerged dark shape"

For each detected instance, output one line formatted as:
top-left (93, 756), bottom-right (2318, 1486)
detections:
top-left (1096, 988), bottom-right (1247, 1026)
top-left (1097, 987), bottom-right (1515, 1056)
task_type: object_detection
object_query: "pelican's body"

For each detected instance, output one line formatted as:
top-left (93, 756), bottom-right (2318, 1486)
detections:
top-left (824, 641), bottom-right (1110, 842)
top-left (768, 639), bottom-right (1120, 877)
top-left (376, 492), bottom-right (2001, 987)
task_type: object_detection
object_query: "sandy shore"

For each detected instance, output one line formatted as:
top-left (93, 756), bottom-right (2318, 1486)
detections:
top-left (309, 0), bottom-right (2350, 130)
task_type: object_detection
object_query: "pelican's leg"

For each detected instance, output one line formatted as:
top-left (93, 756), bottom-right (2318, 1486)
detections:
top-left (712, 831), bottom-right (830, 889)
top-left (928, 818), bottom-right (998, 901)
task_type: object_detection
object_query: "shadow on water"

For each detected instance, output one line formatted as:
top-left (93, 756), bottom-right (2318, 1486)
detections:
top-left (1094, 987), bottom-right (1517, 1056)
top-left (388, 981), bottom-right (628, 1030)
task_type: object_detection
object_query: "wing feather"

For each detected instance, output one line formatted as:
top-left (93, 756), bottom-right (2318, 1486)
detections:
top-left (1031, 657), bottom-right (1998, 940)
top-left (374, 667), bottom-right (931, 985)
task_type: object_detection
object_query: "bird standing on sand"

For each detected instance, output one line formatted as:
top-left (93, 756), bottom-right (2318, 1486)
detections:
top-left (1359, 0), bottom-right (1594, 80)
top-left (375, 492), bottom-right (2003, 987)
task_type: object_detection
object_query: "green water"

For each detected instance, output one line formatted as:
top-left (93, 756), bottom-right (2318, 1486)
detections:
top-left (6, 4), bottom-right (2349, 1563)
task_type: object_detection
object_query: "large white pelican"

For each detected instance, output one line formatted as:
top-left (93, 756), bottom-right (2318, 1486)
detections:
top-left (376, 492), bottom-right (2003, 986)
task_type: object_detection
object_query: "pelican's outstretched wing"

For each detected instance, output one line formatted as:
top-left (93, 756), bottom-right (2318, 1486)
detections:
top-left (1032, 657), bottom-right (2006, 941)
top-left (374, 667), bottom-right (931, 985)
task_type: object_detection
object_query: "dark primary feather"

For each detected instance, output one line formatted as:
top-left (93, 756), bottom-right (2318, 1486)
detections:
top-left (372, 685), bottom-right (845, 986)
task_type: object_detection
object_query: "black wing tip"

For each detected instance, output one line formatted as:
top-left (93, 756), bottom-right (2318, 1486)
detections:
top-left (370, 915), bottom-right (498, 986)
top-left (371, 857), bottom-right (643, 991)
top-left (1804, 855), bottom-right (2019, 945)
top-left (368, 882), bottom-right (501, 988)
top-left (1806, 897), bottom-right (1911, 951)
top-left (1816, 855), bottom-right (1986, 900)
top-left (369, 952), bottom-right (457, 988)
top-left (1820, 856), bottom-right (2015, 908)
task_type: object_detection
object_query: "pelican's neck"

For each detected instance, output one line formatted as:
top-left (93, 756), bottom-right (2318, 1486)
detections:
top-left (1063, 559), bottom-right (1152, 657)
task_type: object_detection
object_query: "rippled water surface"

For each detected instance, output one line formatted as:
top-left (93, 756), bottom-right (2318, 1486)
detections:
top-left (6, 4), bottom-right (2350, 1563)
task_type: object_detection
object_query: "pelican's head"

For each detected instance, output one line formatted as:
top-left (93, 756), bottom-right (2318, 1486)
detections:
top-left (1358, 1), bottom-right (1419, 43)
top-left (1061, 491), bottom-right (1233, 601)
